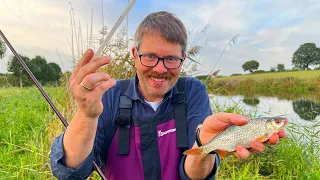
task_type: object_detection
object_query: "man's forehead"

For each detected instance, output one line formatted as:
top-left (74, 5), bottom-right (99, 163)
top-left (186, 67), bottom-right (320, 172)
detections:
top-left (138, 33), bottom-right (182, 55)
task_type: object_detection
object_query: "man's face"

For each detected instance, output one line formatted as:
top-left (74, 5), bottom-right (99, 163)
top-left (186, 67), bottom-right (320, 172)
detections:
top-left (132, 32), bottom-right (185, 102)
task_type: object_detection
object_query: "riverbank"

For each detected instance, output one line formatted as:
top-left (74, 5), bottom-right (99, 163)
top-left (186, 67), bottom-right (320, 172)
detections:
top-left (205, 70), bottom-right (320, 103)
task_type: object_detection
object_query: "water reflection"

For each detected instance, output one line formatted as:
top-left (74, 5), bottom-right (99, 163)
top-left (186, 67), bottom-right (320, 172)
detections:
top-left (242, 97), bottom-right (260, 106)
top-left (293, 99), bottom-right (320, 121)
top-left (210, 95), bottom-right (320, 125)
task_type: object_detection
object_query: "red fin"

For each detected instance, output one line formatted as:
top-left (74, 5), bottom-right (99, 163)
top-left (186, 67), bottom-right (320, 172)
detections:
top-left (183, 147), bottom-right (204, 156)
top-left (215, 150), bottom-right (228, 158)
top-left (184, 148), bottom-right (207, 166)
top-left (255, 135), bottom-right (268, 142)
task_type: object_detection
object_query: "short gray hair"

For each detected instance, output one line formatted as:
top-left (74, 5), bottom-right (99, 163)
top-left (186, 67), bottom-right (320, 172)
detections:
top-left (134, 11), bottom-right (187, 53)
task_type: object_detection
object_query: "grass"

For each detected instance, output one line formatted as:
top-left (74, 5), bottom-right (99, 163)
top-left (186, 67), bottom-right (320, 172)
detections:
top-left (216, 70), bottom-right (320, 80)
top-left (0, 87), bottom-right (65, 179)
top-left (1, 85), bottom-right (320, 179)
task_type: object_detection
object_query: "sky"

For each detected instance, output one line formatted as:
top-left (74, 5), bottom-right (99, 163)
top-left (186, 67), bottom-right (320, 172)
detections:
top-left (0, 0), bottom-right (320, 76)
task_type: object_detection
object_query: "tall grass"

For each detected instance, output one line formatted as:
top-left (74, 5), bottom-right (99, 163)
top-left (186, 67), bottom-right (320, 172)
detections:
top-left (0, 87), bottom-right (66, 179)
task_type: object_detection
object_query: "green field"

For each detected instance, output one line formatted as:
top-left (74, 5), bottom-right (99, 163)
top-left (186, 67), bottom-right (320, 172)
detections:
top-left (216, 70), bottom-right (320, 80)
top-left (206, 70), bottom-right (320, 101)
top-left (1, 86), bottom-right (320, 179)
top-left (0, 87), bottom-right (65, 179)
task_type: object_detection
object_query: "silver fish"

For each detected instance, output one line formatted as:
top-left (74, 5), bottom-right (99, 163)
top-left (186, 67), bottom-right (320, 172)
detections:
top-left (184, 116), bottom-right (288, 158)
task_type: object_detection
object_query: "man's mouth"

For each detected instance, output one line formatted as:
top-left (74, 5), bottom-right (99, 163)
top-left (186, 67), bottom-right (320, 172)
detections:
top-left (151, 77), bottom-right (166, 82)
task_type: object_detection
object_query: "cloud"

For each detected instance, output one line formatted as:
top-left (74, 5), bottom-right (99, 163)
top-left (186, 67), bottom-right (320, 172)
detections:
top-left (0, 0), bottom-right (130, 73)
top-left (1, 0), bottom-right (320, 76)
top-left (165, 0), bottom-right (320, 75)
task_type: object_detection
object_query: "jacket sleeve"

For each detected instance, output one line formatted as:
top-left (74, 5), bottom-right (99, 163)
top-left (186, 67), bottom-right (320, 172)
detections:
top-left (179, 154), bottom-right (220, 180)
top-left (50, 132), bottom-right (94, 179)
top-left (178, 77), bottom-right (220, 179)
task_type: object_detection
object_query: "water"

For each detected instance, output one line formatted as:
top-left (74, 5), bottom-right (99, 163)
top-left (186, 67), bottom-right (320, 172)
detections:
top-left (209, 94), bottom-right (320, 140)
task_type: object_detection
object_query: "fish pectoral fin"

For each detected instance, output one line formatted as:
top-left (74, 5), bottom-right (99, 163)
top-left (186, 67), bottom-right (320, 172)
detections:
top-left (184, 147), bottom-right (208, 166)
top-left (254, 135), bottom-right (269, 142)
top-left (215, 150), bottom-right (228, 159)
top-left (183, 147), bottom-right (204, 156)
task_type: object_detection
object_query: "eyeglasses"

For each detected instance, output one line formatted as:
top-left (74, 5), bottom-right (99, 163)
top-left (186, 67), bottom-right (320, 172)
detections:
top-left (136, 49), bottom-right (184, 69)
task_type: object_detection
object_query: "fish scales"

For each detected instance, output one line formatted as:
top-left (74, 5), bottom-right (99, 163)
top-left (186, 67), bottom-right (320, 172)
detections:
top-left (184, 116), bottom-right (288, 158)
top-left (203, 118), bottom-right (270, 153)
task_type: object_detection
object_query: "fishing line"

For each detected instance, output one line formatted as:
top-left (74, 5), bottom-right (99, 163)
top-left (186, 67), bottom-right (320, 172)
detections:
top-left (0, 30), bottom-right (107, 179)
top-left (0, 0), bottom-right (67, 71)
top-left (2, 75), bottom-right (43, 120)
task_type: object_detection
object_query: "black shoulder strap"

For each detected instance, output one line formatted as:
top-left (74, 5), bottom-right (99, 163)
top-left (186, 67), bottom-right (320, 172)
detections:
top-left (174, 77), bottom-right (188, 148)
top-left (116, 79), bottom-right (132, 155)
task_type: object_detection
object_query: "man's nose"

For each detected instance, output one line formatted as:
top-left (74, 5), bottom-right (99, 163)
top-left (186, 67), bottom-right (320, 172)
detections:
top-left (152, 59), bottom-right (168, 73)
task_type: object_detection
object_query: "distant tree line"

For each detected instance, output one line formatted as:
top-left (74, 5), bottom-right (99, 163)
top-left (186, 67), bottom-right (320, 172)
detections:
top-left (6, 55), bottom-right (62, 87)
top-left (0, 40), bottom-right (62, 87)
top-left (240, 42), bottom-right (320, 75)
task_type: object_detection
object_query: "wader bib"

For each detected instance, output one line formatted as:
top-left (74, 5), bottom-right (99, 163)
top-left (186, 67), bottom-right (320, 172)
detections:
top-left (105, 78), bottom-right (188, 180)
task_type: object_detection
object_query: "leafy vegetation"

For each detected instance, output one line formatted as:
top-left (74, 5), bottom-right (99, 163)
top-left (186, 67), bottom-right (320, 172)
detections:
top-left (5, 55), bottom-right (62, 87)
top-left (242, 60), bottom-right (259, 73)
top-left (292, 43), bottom-right (320, 70)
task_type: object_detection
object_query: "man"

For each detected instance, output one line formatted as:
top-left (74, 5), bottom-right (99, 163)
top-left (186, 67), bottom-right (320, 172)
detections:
top-left (50, 11), bottom-right (285, 179)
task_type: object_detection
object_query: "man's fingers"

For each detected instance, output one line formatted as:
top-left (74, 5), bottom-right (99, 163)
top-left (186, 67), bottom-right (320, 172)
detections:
top-left (203, 113), bottom-right (249, 133)
top-left (251, 141), bottom-right (264, 152)
top-left (80, 72), bottom-right (111, 90)
top-left (92, 78), bottom-right (117, 97)
top-left (234, 145), bottom-right (250, 159)
top-left (278, 130), bottom-right (286, 138)
top-left (75, 56), bottom-right (111, 84)
top-left (70, 49), bottom-right (94, 81)
top-left (265, 134), bottom-right (280, 144)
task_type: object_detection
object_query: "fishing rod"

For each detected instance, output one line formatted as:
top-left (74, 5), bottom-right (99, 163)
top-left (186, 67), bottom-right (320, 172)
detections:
top-left (0, 0), bottom-right (136, 179)
top-left (0, 30), bottom-right (108, 179)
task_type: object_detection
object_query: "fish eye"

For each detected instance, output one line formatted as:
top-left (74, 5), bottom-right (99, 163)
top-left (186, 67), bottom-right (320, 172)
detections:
top-left (275, 120), bottom-right (281, 124)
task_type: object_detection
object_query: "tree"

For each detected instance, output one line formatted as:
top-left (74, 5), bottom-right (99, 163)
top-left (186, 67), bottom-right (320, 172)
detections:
top-left (277, 64), bottom-right (285, 71)
top-left (46, 62), bottom-right (62, 82)
top-left (0, 38), bottom-right (6, 59)
top-left (7, 54), bottom-right (31, 88)
top-left (29, 56), bottom-right (48, 84)
top-left (242, 60), bottom-right (259, 73)
top-left (28, 56), bottom-right (62, 85)
top-left (292, 43), bottom-right (320, 70)
top-left (270, 67), bottom-right (276, 72)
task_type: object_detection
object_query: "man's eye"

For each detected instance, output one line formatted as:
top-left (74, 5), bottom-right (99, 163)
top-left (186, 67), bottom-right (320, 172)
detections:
top-left (166, 57), bottom-right (179, 61)
top-left (144, 54), bottom-right (157, 60)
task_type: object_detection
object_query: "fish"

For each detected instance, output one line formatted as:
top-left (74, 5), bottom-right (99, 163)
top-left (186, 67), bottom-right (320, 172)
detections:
top-left (183, 116), bottom-right (288, 159)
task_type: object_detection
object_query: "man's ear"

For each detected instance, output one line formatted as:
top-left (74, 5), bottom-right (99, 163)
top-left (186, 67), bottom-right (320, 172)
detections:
top-left (183, 53), bottom-right (187, 60)
top-left (131, 47), bottom-right (136, 57)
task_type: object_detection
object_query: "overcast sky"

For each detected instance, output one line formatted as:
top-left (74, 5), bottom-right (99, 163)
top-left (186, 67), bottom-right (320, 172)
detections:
top-left (1, 0), bottom-right (319, 76)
